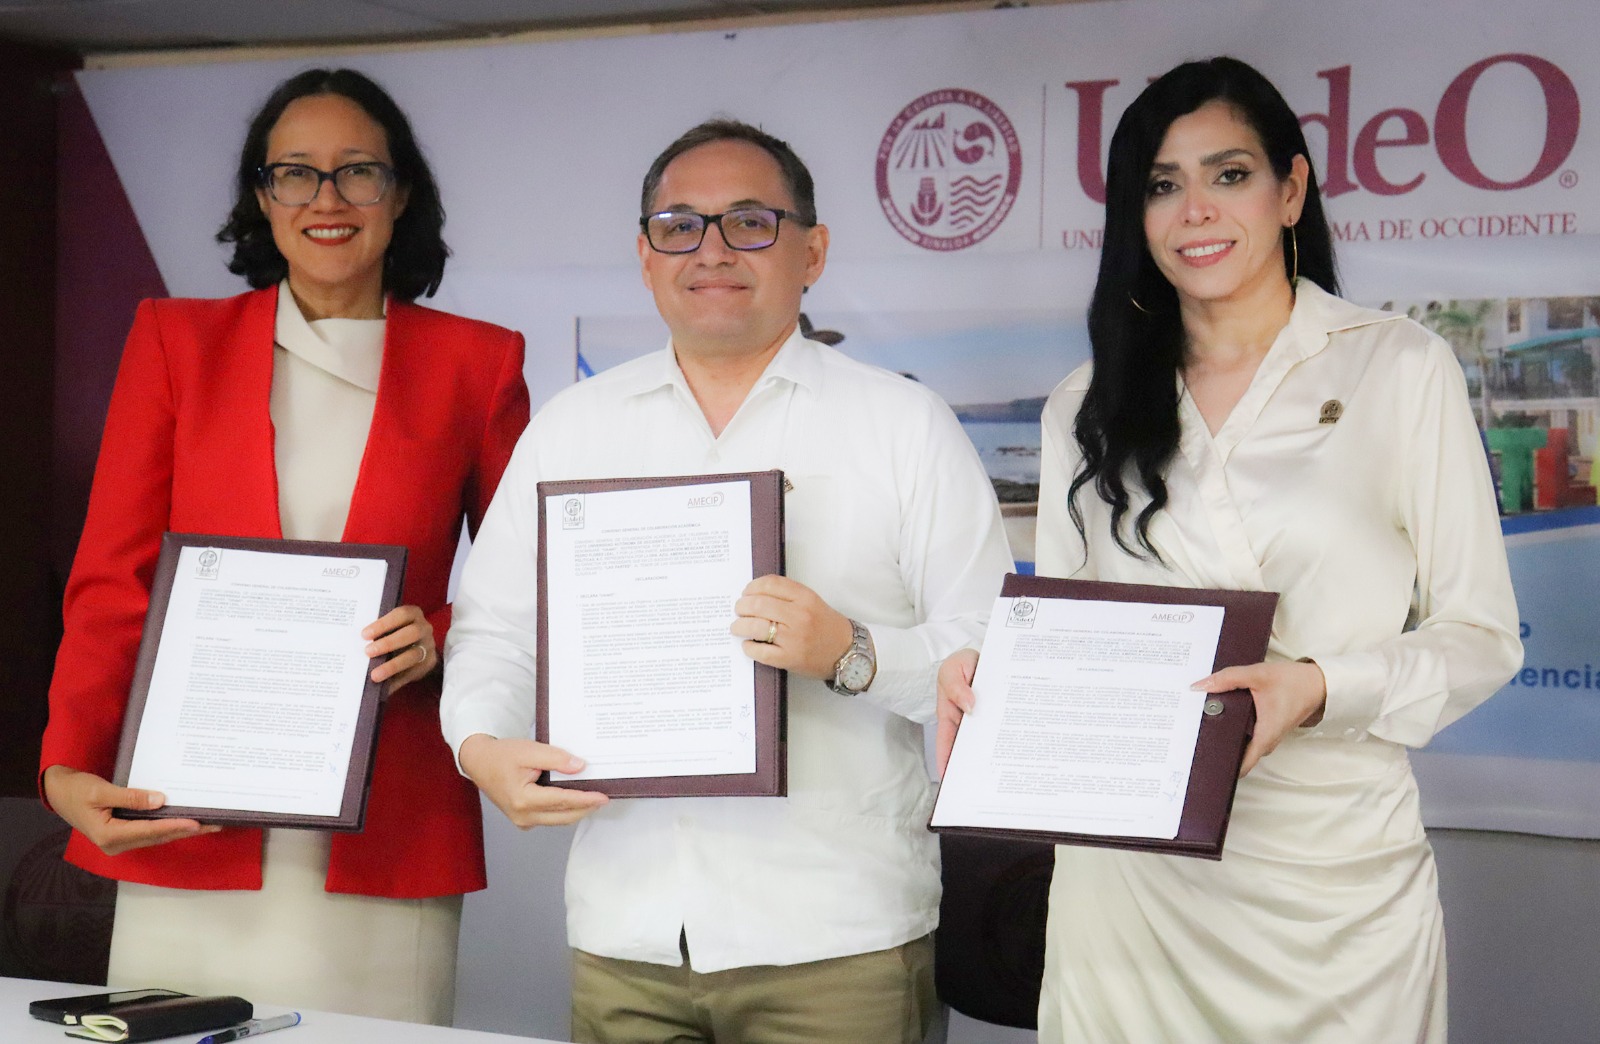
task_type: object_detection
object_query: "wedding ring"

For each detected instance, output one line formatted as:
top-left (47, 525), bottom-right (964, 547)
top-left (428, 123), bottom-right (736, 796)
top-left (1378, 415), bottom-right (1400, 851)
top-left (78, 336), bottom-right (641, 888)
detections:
top-left (764, 620), bottom-right (778, 644)
top-left (415, 644), bottom-right (428, 666)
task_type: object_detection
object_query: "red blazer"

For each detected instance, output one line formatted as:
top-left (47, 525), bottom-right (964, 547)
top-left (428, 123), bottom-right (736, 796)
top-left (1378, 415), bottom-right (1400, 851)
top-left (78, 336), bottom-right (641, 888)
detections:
top-left (40, 286), bottom-right (529, 898)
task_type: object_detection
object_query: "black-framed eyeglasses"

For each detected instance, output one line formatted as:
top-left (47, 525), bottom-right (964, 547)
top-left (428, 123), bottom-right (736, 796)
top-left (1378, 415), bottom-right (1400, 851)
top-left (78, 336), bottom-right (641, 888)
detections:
top-left (258, 162), bottom-right (396, 207)
top-left (640, 208), bottom-right (810, 254)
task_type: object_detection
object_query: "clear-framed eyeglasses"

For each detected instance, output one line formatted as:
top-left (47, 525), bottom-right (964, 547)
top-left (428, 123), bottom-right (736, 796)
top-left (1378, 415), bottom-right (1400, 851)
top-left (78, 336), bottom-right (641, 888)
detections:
top-left (640, 208), bottom-right (811, 254)
top-left (258, 161), bottom-right (396, 207)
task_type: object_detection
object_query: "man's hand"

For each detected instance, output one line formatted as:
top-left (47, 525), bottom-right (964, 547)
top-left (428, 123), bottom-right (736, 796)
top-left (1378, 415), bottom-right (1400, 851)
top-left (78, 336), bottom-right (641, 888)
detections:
top-left (457, 734), bottom-right (609, 829)
top-left (42, 765), bottom-right (220, 856)
top-left (731, 575), bottom-right (854, 681)
top-left (935, 649), bottom-right (980, 776)
top-left (1193, 659), bottom-right (1327, 777)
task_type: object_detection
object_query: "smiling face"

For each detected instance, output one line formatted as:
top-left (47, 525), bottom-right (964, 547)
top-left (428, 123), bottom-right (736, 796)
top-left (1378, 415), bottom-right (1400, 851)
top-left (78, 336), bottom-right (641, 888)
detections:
top-left (255, 92), bottom-right (408, 319)
top-left (637, 138), bottom-right (827, 364)
top-left (1142, 100), bottom-right (1307, 311)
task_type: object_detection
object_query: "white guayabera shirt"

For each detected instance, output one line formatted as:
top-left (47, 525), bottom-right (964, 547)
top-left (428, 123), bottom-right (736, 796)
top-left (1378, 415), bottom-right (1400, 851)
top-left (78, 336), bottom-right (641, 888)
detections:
top-left (442, 328), bottom-right (1014, 972)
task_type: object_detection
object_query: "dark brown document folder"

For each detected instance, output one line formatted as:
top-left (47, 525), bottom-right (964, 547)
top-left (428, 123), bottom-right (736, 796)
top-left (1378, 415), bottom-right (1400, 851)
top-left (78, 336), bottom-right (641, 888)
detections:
top-left (536, 471), bottom-right (786, 798)
top-left (112, 532), bottom-right (406, 831)
top-left (932, 573), bottom-right (1278, 860)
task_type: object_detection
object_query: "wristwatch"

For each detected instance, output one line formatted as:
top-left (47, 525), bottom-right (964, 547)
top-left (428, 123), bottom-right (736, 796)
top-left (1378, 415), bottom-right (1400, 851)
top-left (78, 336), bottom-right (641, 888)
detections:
top-left (827, 619), bottom-right (877, 695)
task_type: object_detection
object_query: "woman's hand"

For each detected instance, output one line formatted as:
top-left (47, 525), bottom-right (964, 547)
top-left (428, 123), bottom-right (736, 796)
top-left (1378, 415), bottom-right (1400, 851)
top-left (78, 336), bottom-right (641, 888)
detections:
top-left (1194, 659), bottom-right (1327, 777)
top-left (935, 648), bottom-right (981, 777)
top-left (457, 734), bottom-right (609, 829)
top-left (42, 765), bottom-right (220, 856)
top-left (363, 605), bottom-right (435, 696)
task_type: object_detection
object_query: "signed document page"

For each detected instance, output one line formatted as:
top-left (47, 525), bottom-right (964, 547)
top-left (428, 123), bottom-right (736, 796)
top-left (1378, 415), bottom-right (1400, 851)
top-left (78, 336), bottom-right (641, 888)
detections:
top-left (122, 543), bottom-right (391, 820)
top-left (543, 479), bottom-right (758, 783)
top-left (933, 594), bottom-right (1225, 840)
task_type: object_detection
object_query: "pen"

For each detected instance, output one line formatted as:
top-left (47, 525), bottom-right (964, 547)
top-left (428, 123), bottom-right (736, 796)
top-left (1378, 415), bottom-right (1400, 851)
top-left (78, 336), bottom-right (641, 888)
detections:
top-left (196, 1012), bottom-right (301, 1044)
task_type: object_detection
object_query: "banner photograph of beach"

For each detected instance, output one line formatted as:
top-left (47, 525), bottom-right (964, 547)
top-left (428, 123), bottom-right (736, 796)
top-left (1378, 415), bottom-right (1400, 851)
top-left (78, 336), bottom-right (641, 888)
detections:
top-left (574, 309), bottom-right (1089, 566)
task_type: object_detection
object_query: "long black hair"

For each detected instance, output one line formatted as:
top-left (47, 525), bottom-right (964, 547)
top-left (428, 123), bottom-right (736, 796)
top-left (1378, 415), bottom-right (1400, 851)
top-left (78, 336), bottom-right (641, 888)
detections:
top-left (216, 68), bottom-right (448, 300)
top-left (1070, 56), bottom-right (1339, 560)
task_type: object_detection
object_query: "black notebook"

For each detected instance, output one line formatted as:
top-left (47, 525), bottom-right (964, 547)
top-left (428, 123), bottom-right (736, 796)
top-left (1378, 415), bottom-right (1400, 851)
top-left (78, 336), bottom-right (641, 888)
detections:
top-left (60, 994), bottom-right (252, 1042)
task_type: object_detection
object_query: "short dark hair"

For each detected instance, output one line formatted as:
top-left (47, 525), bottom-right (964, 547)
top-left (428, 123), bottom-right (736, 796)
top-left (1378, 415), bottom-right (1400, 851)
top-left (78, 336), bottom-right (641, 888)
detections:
top-left (216, 68), bottom-right (448, 300)
top-left (1071, 56), bottom-right (1340, 560)
top-left (639, 119), bottom-right (818, 226)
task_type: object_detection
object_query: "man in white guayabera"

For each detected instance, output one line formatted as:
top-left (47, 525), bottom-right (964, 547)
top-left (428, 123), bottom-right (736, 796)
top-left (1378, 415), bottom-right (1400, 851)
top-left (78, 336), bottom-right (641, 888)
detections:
top-left (440, 119), bottom-right (1011, 1044)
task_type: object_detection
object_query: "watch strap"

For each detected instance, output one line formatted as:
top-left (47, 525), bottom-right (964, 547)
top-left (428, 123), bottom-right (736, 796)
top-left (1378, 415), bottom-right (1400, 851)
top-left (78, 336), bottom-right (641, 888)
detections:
top-left (827, 618), bottom-right (877, 695)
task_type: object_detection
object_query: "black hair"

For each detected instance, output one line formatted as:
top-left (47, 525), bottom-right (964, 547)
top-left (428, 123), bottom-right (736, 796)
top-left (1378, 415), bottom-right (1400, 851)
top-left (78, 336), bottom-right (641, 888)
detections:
top-left (216, 68), bottom-right (448, 300)
top-left (1070, 56), bottom-right (1340, 560)
top-left (640, 118), bottom-right (818, 226)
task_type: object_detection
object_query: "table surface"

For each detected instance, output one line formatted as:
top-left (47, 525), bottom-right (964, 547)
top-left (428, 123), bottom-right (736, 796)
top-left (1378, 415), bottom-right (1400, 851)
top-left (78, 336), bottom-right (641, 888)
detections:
top-left (5, 977), bottom-right (564, 1043)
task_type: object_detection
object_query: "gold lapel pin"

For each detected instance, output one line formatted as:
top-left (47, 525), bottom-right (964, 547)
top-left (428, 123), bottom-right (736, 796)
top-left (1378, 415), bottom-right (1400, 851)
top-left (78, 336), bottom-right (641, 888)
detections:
top-left (1319, 399), bottom-right (1344, 424)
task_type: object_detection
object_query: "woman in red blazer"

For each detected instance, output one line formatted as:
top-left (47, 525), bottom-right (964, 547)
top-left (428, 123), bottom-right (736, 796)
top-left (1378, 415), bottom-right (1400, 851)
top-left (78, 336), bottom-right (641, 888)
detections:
top-left (39, 69), bottom-right (528, 1023)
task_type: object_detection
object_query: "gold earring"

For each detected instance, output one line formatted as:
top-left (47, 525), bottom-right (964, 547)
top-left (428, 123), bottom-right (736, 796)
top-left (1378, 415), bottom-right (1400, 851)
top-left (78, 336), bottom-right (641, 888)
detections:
top-left (1287, 224), bottom-right (1299, 286)
top-left (1129, 293), bottom-right (1150, 314)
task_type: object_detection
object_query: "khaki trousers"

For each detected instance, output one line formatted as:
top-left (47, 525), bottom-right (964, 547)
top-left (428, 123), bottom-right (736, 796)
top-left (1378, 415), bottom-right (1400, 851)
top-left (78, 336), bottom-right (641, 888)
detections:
top-left (571, 933), bottom-right (936, 1044)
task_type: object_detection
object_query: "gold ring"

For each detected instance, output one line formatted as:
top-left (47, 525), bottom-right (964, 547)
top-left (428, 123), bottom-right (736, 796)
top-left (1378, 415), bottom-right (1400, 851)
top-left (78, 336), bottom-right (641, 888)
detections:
top-left (764, 620), bottom-right (778, 644)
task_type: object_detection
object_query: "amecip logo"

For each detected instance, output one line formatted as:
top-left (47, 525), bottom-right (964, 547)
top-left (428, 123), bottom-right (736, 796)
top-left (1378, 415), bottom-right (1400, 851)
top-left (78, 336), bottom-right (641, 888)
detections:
top-left (876, 88), bottom-right (1023, 251)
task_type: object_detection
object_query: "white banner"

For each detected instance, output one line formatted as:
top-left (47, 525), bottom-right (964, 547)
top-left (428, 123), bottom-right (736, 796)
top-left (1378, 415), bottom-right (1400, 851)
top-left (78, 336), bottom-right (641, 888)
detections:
top-left (77, 0), bottom-right (1600, 836)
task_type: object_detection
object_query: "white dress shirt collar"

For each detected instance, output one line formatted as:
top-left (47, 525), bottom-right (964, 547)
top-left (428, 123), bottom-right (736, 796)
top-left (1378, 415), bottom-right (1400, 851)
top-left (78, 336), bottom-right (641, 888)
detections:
top-left (613, 325), bottom-right (824, 402)
top-left (1281, 278), bottom-right (1402, 363)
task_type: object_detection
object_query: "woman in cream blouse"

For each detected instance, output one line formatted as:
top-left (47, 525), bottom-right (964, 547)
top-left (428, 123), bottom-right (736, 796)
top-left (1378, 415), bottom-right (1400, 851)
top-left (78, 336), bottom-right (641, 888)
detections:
top-left (40, 69), bottom-right (528, 1024)
top-left (939, 57), bottom-right (1521, 1042)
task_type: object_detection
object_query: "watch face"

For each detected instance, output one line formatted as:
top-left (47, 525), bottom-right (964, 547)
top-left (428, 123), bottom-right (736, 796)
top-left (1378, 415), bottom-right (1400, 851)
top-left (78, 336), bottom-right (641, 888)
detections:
top-left (837, 651), bottom-right (874, 691)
